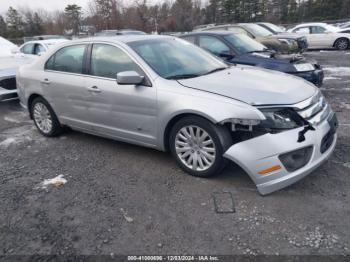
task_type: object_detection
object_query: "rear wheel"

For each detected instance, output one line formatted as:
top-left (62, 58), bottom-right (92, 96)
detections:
top-left (335, 38), bottom-right (349, 50)
top-left (30, 97), bottom-right (63, 137)
top-left (169, 116), bottom-right (232, 178)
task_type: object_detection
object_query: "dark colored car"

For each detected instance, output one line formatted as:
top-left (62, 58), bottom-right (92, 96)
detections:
top-left (180, 31), bottom-right (323, 86)
top-left (202, 23), bottom-right (308, 54)
top-left (257, 22), bottom-right (309, 51)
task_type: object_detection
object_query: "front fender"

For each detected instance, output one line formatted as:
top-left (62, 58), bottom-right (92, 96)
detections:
top-left (156, 80), bottom-right (265, 150)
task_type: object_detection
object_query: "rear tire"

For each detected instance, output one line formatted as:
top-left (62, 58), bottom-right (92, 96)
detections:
top-left (169, 116), bottom-right (232, 178)
top-left (30, 97), bottom-right (63, 137)
top-left (335, 38), bottom-right (349, 50)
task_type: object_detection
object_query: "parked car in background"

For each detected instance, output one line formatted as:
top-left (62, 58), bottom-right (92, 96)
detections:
top-left (288, 23), bottom-right (350, 50)
top-left (339, 21), bottom-right (350, 29)
top-left (256, 22), bottom-right (309, 51)
top-left (94, 30), bottom-right (146, 36)
top-left (0, 37), bottom-right (33, 101)
top-left (13, 39), bottom-right (70, 58)
top-left (0, 36), bottom-right (17, 57)
top-left (180, 31), bottom-right (323, 86)
top-left (257, 22), bottom-right (286, 34)
top-left (17, 35), bottom-right (337, 195)
top-left (24, 35), bottom-right (67, 43)
top-left (1, 39), bottom-right (69, 101)
top-left (338, 28), bottom-right (350, 34)
top-left (201, 23), bottom-right (307, 54)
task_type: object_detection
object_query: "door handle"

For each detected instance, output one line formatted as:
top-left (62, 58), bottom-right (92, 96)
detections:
top-left (41, 78), bottom-right (51, 85)
top-left (87, 86), bottom-right (102, 93)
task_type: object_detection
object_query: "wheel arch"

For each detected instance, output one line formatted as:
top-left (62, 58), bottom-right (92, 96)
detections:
top-left (162, 112), bottom-right (220, 152)
top-left (27, 93), bottom-right (44, 119)
top-left (333, 37), bottom-right (350, 48)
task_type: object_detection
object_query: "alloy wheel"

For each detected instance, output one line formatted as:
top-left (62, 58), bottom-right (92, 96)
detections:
top-left (175, 125), bottom-right (216, 171)
top-left (33, 102), bottom-right (53, 134)
top-left (337, 39), bottom-right (349, 50)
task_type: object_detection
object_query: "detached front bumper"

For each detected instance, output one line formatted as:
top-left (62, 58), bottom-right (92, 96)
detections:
top-left (292, 69), bottom-right (324, 87)
top-left (223, 112), bottom-right (337, 195)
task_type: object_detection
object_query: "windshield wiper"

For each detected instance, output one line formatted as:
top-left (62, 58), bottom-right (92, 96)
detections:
top-left (200, 67), bottom-right (227, 76)
top-left (165, 74), bottom-right (200, 80)
top-left (247, 49), bottom-right (270, 53)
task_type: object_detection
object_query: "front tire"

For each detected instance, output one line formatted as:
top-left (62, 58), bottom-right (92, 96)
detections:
top-left (335, 38), bottom-right (349, 50)
top-left (169, 116), bottom-right (232, 178)
top-left (30, 97), bottom-right (63, 137)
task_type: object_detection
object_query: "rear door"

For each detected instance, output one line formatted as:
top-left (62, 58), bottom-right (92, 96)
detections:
top-left (310, 26), bottom-right (334, 48)
top-left (43, 44), bottom-right (92, 130)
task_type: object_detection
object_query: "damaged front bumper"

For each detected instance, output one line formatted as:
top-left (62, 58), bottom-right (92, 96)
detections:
top-left (223, 111), bottom-right (337, 195)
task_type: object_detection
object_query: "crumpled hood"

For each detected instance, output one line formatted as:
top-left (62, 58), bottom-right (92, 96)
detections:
top-left (178, 66), bottom-right (317, 106)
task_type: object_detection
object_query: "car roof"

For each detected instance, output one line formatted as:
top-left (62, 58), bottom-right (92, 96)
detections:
top-left (24, 39), bottom-right (69, 45)
top-left (294, 22), bottom-right (328, 28)
top-left (182, 31), bottom-right (232, 36)
top-left (68, 35), bottom-right (173, 45)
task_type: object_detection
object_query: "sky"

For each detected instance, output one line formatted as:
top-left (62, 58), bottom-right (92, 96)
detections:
top-left (0, 0), bottom-right (164, 15)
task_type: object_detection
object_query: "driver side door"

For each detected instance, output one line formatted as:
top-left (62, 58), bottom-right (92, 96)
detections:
top-left (84, 43), bottom-right (158, 146)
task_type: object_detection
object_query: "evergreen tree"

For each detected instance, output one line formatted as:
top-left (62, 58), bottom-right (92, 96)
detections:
top-left (64, 4), bottom-right (82, 35)
top-left (0, 15), bottom-right (7, 37)
top-left (5, 7), bottom-right (24, 38)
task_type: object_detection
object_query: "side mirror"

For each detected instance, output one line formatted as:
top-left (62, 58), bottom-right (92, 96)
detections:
top-left (116, 71), bottom-right (144, 85)
top-left (11, 47), bottom-right (20, 54)
top-left (218, 51), bottom-right (234, 60)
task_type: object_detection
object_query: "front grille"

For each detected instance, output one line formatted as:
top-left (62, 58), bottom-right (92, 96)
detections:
top-left (321, 130), bottom-right (335, 153)
top-left (297, 37), bottom-right (308, 50)
top-left (320, 113), bottom-right (338, 153)
top-left (294, 91), bottom-right (329, 126)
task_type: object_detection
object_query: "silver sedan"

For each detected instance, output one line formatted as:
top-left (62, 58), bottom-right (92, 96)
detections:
top-left (17, 35), bottom-right (337, 195)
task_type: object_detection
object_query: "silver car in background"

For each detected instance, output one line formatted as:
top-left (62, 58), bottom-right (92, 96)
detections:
top-left (17, 35), bottom-right (338, 195)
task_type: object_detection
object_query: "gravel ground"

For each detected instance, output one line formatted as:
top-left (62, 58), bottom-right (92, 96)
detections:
top-left (0, 50), bottom-right (350, 257)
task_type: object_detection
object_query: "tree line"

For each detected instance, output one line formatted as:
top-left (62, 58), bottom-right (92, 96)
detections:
top-left (0, 0), bottom-right (349, 39)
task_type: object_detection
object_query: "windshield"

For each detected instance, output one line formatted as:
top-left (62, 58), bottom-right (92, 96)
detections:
top-left (224, 34), bottom-right (267, 54)
top-left (242, 24), bottom-right (274, 37)
top-left (129, 38), bottom-right (228, 79)
top-left (264, 23), bottom-right (284, 33)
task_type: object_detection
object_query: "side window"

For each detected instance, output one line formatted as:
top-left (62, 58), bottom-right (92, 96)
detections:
top-left (199, 36), bottom-right (230, 55)
top-left (181, 36), bottom-right (196, 44)
top-left (34, 44), bottom-right (45, 55)
top-left (90, 44), bottom-right (143, 78)
top-left (294, 27), bottom-right (310, 34)
top-left (20, 44), bottom-right (34, 54)
top-left (311, 26), bottom-right (326, 34)
top-left (45, 45), bottom-right (86, 73)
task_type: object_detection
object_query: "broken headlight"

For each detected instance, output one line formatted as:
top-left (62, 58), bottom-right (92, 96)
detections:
top-left (259, 108), bottom-right (305, 133)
